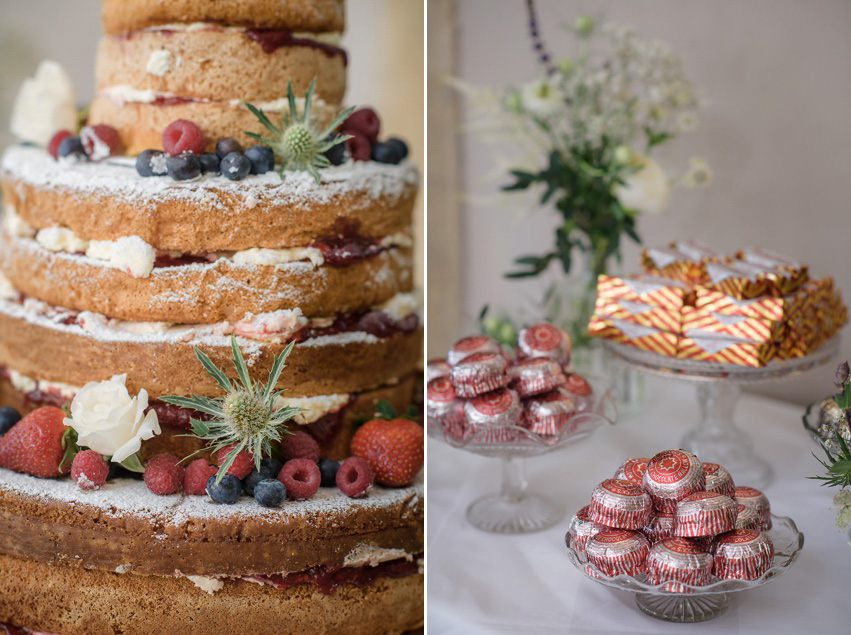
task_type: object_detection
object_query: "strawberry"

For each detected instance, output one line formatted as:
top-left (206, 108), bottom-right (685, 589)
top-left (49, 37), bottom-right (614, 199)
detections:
top-left (0, 406), bottom-right (72, 478)
top-left (350, 418), bottom-right (423, 487)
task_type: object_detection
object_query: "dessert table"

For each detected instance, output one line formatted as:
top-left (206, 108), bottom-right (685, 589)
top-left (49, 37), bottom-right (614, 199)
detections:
top-left (427, 376), bottom-right (850, 634)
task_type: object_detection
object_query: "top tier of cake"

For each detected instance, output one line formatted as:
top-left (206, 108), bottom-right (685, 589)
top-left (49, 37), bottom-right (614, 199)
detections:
top-left (91, 0), bottom-right (348, 154)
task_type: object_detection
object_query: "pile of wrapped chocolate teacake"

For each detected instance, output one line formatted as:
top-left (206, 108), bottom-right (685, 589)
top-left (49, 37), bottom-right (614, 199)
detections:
top-left (569, 449), bottom-right (775, 589)
top-left (426, 323), bottom-right (593, 444)
top-left (589, 241), bottom-right (847, 366)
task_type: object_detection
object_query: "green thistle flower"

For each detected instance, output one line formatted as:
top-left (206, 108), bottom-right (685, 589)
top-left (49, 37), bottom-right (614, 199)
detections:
top-left (161, 337), bottom-right (302, 483)
top-left (244, 79), bottom-right (354, 184)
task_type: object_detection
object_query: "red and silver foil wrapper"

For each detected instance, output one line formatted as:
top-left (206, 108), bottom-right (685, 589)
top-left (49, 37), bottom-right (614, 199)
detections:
top-left (703, 462), bottom-right (736, 499)
top-left (711, 529), bottom-right (775, 580)
top-left (426, 358), bottom-right (452, 383)
top-left (450, 352), bottom-right (508, 398)
top-left (645, 537), bottom-right (713, 590)
top-left (585, 529), bottom-right (650, 577)
top-left (463, 388), bottom-right (521, 444)
top-left (447, 335), bottom-right (501, 366)
top-left (674, 491), bottom-right (738, 537)
top-left (642, 512), bottom-right (677, 545)
top-left (734, 486), bottom-right (772, 530)
top-left (562, 373), bottom-right (593, 413)
top-left (426, 377), bottom-right (466, 441)
top-left (509, 358), bottom-right (566, 398)
top-left (643, 450), bottom-right (706, 514)
top-left (567, 505), bottom-right (610, 554)
top-left (517, 323), bottom-right (572, 366)
top-left (589, 479), bottom-right (652, 530)
top-left (734, 503), bottom-right (761, 530)
top-left (613, 458), bottom-right (650, 487)
top-left (523, 387), bottom-right (576, 437)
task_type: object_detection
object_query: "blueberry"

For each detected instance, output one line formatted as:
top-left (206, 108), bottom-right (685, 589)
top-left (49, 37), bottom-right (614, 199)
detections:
top-left (136, 149), bottom-right (167, 177)
top-left (166, 153), bottom-right (202, 181)
top-left (245, 145), bottom-right (275, 174)
top-left (243, 457), bottom-right (284, 495)
top-left (318, 458), bottom-right (340, 487)
top-left (385, 137), bottom-right (409, 160)
top-left (220, 152), bottom-right (251, 181)
top-left (371, 141), bottom-right (404, 165)
top-left (0, 407), bottom-right (21, 436)
top-left (323, 136), bottom-right (346, 166)
top-left (260, 456), bottom-right (284, 475)
top-left (254, 479), bottom-right (287, 507)
top-left (198, 152), bottom-right (221, 174)
top-left (57, 136), bottom-right (86, 160)
top-left (206, 474), bottom-right (242, 504)
top-left (216, 137), bottom-right (244, 159)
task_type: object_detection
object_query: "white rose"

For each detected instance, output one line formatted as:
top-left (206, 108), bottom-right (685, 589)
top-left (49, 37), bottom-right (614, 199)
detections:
top-left (520, 78), bottom-right (563, 118)
top-left (64, 374), bottom-right (160, 463)
top-left (10, 60), bottom-right (77, 146)
top-left (614, 155), bottom-right (671, 216)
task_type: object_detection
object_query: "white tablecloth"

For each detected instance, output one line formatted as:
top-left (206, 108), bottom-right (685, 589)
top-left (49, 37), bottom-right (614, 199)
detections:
top-left (427, 377), bottom-right (851, 634)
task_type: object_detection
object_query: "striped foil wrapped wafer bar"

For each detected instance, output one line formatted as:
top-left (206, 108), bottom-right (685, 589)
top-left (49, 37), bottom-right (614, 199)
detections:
top-left (694, 288), bottom-right (800, 321)
top-left (645, 537), bottom-right (713, 590)
top-left (734, 486), bottom-right (772, 530)
top-left (642, 246), bottom-right (710, 285)
top-left (736, 246), bottom-right (808, 294)
top-left (523, 387), bottom-right (576, 437)
top-left (705, 262), bottom-right (772, 300)
top-left (588, 316), bottom-right (679, 357)
top-left (702, 463), bottom-right (736, 499)
top-left (733, 504), bottom-right (761, 530)
top-left (567, 505), bottom-right (610, 554)
top-left (681, 306), bottom-right (784, 343)
top-left (674, 491), bottom-right (738, 537)
top-left (669, 239), bottom-right (724, 264)
top-left (613, 458), bottom-right (650, 487)
top-left (589, 479), bottom-right (653, 530)
top-left (508, 358), bottom-right (566, 398)
top-left (711, 529), bottom-right (774, 580)
top-left (678, 334), bottom-right (775, 367)
top-left (642, 512), bottom-right (677, 545)
top-left (594, 296), bottom-right (683, 333)
top-left (596, 274), bottom-right (694, 310)
top-left (585, 530), bottom-right (650, 577)
top-left (643, 450), bottom-right (706, 514)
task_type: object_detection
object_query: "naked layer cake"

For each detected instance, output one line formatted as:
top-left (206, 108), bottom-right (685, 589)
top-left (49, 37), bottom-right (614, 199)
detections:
top-left (0, 1), bottom-right (423, 633)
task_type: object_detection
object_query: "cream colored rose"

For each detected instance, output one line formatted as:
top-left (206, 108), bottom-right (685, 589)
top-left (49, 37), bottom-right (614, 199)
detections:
top-left (614, 155), bottom-right (671, 216)
top-left (64, 374), bottom-right (160, 463)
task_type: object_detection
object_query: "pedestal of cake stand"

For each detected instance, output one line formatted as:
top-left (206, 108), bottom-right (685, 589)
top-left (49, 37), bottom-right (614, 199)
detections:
top-left (465, 456), bottom-right (560, 534)
top-left (603, 337), bottom-right (841, 490)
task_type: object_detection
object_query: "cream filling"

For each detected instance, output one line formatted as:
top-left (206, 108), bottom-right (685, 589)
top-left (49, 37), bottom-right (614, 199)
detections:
top-left (185, 574), bottom-right (225, 595)
top-left (102, 85), bottom-right (332, 112)
top-left (342, 545), bottom-right (414, 568)
top-left (146, 49), bottom-right (173, 76)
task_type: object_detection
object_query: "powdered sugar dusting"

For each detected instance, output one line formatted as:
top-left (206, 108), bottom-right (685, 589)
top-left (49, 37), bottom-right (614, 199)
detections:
top-left (0, 467), bottom-right (423, 524)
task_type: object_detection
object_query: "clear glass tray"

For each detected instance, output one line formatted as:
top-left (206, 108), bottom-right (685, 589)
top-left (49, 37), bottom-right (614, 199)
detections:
top-left (564, 513), bottom-right (804, 622)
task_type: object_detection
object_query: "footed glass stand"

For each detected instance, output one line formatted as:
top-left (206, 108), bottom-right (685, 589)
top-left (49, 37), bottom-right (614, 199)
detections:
top-left (428, 378), bottom-right (616, 534)
top-left (603, 337), bottom-right (840, 489)
top-left (565, 514), bottom-right (804, 622)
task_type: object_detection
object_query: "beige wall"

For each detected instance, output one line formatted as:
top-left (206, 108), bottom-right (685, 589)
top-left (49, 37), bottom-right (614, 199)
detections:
top-left (428, 0), bottom-right (851, 404)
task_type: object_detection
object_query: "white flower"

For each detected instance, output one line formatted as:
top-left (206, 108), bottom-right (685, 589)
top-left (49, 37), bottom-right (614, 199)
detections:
top-left (677, 111), bottom-right (699, 133)
top-left (10, 60), bottom-right (77, 146)
top-left (614, 155), bottom-right (671, 215)
top-left (682, 156), bottom-right (713, 188)
top-left (520, 79), bottom-right (563, 118)
top-left (64, 374), bottom-right (160, 463)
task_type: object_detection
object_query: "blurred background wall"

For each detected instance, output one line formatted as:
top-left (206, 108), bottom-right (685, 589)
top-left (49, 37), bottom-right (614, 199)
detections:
top-left (428, 0), bottom-right (851, 404)
top-left (0, 0), bottom-right (424, 285)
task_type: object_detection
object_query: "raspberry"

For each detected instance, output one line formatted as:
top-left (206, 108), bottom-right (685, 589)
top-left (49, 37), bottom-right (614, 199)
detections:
top-left (162, 119), bottom-right (205, 156)
top-left (184, 458), bottom-right (218, 496)
top-left (279, 430), bottom-right (320, 463)
top-left (336, 456), bottom-right (374, 498)
top-left (216, 443), bottom-right (254, 479)
top-left (277, 458), bottom-right (321, 500)
top-left (47, 129), bottom-right (73, 160)
top-left (80, 124), bottom-right (121, 160)
top-left (346, 133), bottom-right (372, 161)
top-left (71, 450), bottom-right (109, 491)
top-left (342, 108), bottom-right (380, 142)
top-left (143, 453), bottom-right (184, 495)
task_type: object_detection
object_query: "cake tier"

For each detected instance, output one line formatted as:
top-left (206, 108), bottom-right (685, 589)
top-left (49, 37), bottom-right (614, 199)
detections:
top-left (102, 0), bottom-right (345, 35)
top-left (97, 27), bottom-right (346, 105)
top-left (0, 469), bottom-right (423, 577)
top-left (0, 295), bottom-right (421, 398)
top-left (0, 232), bottom-right (413, 322)
top-left (1, 145), bottom-right (417, 253)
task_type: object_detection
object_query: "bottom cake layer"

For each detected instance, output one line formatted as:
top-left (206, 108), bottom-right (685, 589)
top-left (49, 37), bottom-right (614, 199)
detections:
top-left (0, 552), bottom-right (423, 635)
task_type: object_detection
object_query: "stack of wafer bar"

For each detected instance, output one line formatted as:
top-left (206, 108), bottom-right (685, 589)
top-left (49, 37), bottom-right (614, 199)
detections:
top-left (589, 242), bottom-right (847, 366)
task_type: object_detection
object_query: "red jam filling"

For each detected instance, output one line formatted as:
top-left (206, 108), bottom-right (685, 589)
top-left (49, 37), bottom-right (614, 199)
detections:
top-left (245, 557), bottom-right (419, 595)
top-left (244, 28), bottom-right (347, 64)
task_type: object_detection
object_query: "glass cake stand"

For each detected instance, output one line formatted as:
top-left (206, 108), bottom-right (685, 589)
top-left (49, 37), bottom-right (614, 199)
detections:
top-left (565, 513), bottom-right (804, 622)
top-left (602, 337), bottom-right (840, 489)
top-left (428, 377), bottom-right (616, 534)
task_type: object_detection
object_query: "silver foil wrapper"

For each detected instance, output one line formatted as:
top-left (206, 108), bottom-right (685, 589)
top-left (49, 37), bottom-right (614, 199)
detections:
top-left (447, 335), bottom-right (501, 366)
top-left (426, 358), bottom-right (452, 382)
top-left (567, 505), bottom-right (610, 554)
top-left (509, 357), bottom-right (566, 398)
top-left (711, 529), bottom-right (774, 580)
top-left (643, 450), bottom-right (706, 514)
top-left (734, 486), bottom-right (772, 530)
top-left (586, 529), bottom-right (650, 577)
top-left (674, 491), bottom-right (737, 537)
top-left (614, 458), bottom-right (650, 487)
top-left (517, 322), bottom-right (572, 365)
top-left (523, 387), bottom-right (576, 437)
top-left (450, 351), bottom-right (509, 398)
top-left (703, 462), bottom-right (736, 499)
top-left (645, 537), bottom-right (713, 589)
top-left (589, 478), bottom-right (653, 530)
